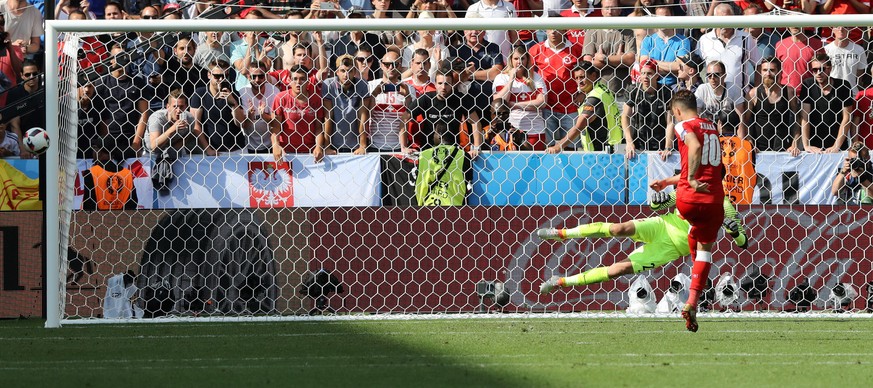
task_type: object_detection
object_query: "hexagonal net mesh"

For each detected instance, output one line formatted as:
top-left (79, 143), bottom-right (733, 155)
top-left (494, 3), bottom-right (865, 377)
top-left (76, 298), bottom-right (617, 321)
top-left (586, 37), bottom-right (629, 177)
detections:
top-left (47, 12), bottom-right (873, 326)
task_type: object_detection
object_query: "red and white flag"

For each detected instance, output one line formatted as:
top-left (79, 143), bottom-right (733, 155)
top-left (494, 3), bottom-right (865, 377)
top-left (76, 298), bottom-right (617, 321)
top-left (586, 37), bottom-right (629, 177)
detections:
top-left (248, 161), bottom-right (293, 208)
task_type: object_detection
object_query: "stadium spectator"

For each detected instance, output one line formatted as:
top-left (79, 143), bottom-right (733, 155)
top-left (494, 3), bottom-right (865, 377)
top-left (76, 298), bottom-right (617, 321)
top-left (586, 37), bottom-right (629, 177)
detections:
top-left (402, 48), bottom-right (438, 91)
top-left (672, 53), bottom-right (704, 93)
top-left (330, 10), bottom-right (385, 71)
top-left (0, 0), bottom-right (42, 57)
top-left (743, 4), bottom-right (780, 61)
top-left (622, 59), bottom-right (674, 159)
top-left (0, 119), bottom-right (19, 157)
top-left (854, 65), bottom-right (873, 150)
top-left (820, 0), bottom-right (868, 43)
top-left (123, 6), bottom-right (168, 80)
top-left (695, 61), bottom-right (747, 138)
top-left (824, 26), bottom-right (868, 95)
top-left (542, 0), bottom-right (570, 17)
top-left (230, 11), bottom-right (279, 91)
top-left (483, 98), bottom-right (528, 150)
top-left (409, 69), bottom-right (483, 154)
top-left (354, 44), bottom-right (377, 81)
top-left (359, 51), bottom-right (415, 153)
top-left (560, 0), bottom-right (601, 47)
top-left (369, 0), bottom-right (403, 47)
top-left (466, 0), bottom-right (517, 62)
top-left (271, 38), bottom-right (328, 92)
top-left (628, 0), bottom-right (660, 54)
top-left (650, 90), bottom-right (726, 333)
top-left (775, 26), bottom-right (823, 91)
top-left (530, 29), bottom-right (585, 148)
top-left (493, 45), bottom-right (548, 150)
top-left (193, 31), bottom-right (231, 70)
top-left (190, 60), bottom-right (247, 155)
top-left (77, 81), bottom-right (101, 159)
top-left (401, 27), bottom-right (446, 79)
top-left (239, 62), bottom-right (279, 154)
top-left (145, 89), bottom-right (214, 156)
top-left (93, 48), bottom-right (149, 160)
top-left (0, 13), bottom-right (21, 108)
top-left (55, 0), bottom-right (97, 20)
top-left (547, 61), bottom-right (622, 153)
top-left (101, 2), bottom-right (135, 48)
top-left (511, 0), bottom-right (538, 48)
top-left (65, 10), bottom-right (108, 79)
top-left (448, 28), bottom-right (505, 124)
top-left (320, 55), bottom-right (371, 154)
top-left (696, 4), bottom-right (760, 92)
top-left (746, 57), bottom-right (801, 155)
top-left (339, 0), bottom-right (374, 16)
top-left (830, 141), bottom-right (873, 204)
top-left (581, 0), bottom-right (636, 98)
top-left (270, 65), bottom-right (327, 160)
top-left (638, 5), bottom-right (691, 87)
top-left (163, 37), bottom-right (208, 98)
top-left (799, 53), bottom-right (853, 153)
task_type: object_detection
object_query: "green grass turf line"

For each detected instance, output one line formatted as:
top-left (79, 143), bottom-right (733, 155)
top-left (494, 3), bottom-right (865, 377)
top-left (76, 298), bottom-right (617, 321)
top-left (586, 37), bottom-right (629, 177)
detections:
top-left (1, 318), bottom-right (873, 387)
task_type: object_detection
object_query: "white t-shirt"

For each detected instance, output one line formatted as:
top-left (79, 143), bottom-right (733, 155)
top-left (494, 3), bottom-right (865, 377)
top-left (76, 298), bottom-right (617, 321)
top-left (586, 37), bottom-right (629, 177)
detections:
top-left (825, 41), bottom-right (868, 95)
top-left (0, 130), bottom-right (20, 156)
top-left (696, 30), bottom-right (761, 92)
top-left (467, 1), bottom-right (517, 62)
top-left (493, 72), bottom-right (548, 135)
top-left (367, 79), bottom-right (416, 151)
top-left (694, 83), bottom-right (744, 128)
top-left (239, 83), bottom-right (280, 151)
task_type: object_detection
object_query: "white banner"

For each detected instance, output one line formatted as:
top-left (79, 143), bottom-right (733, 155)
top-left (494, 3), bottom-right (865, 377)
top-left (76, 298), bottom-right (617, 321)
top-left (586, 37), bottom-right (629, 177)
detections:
top-left (646, 152), bottom-right (844, 205)
top-left (156, 154), bottom-right (381, 208)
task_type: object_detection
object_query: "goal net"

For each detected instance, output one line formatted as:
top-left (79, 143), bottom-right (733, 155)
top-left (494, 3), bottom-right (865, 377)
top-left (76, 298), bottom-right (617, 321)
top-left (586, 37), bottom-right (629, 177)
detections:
top-left (46, 10), bottom-right (873, 327)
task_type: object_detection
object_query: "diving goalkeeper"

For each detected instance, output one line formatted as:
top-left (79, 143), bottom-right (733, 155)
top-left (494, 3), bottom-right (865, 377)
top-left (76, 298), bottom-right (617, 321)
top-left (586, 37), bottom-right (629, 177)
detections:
top-left (538, 192), bottom-right (748, 294)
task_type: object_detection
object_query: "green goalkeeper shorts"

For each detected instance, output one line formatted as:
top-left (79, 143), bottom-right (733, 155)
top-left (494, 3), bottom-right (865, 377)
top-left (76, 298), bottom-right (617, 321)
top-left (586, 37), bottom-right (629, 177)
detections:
top-left (627, 212), bottom-right (693, 273)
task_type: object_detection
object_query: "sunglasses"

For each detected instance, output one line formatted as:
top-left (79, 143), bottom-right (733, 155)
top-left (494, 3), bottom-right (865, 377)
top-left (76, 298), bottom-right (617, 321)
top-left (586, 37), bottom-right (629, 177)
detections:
top-left (707, 73), bottom-right (724, 78)
top-left (141, 15), bottom-right (157, 19)
top-left (382, 61), bottom-right (401, 68)
top-left (250, 73), bottom-right (266, 79)
top-left (356, 57), bottom-right (370, 62)
top-left (23, 72), bottom-right (39, 77)
top-left (212, 73), bottom-right (226, 78)
top-left (811, 66), bottom-right (830, 73)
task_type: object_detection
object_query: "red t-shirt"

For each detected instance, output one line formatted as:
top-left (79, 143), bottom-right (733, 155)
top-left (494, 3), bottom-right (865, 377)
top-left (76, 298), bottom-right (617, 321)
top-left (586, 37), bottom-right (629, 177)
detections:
top-left (559, 7), bottom-right (602, 47)
top-left (775, 37), bottom-right (823, 91)
top-left (271, 90), bottom-right (323, 153)
top-left (854, 88), bottom-right (873, 150)
top-left (529, 41), bottom-right (584, 113)
top-left (268, 68), bottom-right (320, 94)
top-left (675, 117), bottom-right (724, 204)
top-left (512, 0), bottom-right (535, 42)
top-left (820, 0), bottom-right (870, 43)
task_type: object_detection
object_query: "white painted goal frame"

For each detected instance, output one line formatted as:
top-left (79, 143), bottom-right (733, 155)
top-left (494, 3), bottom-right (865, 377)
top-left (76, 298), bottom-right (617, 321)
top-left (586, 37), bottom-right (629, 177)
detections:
top-left (45, 15), bottom-right (873, 327)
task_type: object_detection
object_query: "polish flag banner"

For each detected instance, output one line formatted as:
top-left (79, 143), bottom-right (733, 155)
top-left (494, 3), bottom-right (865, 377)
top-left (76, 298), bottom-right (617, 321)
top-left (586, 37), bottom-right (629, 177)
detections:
top-left (248, 161), bottom-right (293, 208)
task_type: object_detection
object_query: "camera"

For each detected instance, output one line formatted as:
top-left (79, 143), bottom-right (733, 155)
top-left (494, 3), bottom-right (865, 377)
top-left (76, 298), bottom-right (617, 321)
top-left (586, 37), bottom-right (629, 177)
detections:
top-left (220, 80), bottom-right (232, 92)
top-left (850, 157), bottom-right (869, 172)
top-left (382, 83), bottom-right (397, 93)
top-left (449, 57), bottom-right (467, 72)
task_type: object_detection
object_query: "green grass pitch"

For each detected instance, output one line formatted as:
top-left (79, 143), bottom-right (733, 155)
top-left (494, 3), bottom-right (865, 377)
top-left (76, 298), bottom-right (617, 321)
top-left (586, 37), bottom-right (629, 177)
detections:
top-left (2, 318), bottom-right (873, 387)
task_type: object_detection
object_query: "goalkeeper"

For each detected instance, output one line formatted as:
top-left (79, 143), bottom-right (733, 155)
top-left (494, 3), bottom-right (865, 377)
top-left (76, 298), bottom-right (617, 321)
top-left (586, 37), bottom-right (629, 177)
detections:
top-left (538, 192), bottom-right (748, 294)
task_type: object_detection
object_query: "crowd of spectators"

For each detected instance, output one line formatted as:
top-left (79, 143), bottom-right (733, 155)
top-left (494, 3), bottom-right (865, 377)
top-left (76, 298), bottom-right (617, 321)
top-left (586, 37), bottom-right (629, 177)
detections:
top-left (2, 0), bottom-right (873, 193)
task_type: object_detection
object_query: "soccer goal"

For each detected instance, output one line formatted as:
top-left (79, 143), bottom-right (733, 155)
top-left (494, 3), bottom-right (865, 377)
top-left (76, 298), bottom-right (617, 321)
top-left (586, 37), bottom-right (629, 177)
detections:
top-left (46, 12), bottom-right (873, 327)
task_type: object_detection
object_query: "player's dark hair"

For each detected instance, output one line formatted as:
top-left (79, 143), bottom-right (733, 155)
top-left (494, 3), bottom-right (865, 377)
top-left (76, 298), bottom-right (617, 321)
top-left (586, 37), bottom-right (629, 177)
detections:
top-left (671, 90), bottom-right (698, 112)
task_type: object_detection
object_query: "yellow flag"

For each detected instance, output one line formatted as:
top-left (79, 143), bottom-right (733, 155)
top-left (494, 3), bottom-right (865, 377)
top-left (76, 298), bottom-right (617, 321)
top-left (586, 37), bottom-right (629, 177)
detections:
top-left (0, 159), bottom-right (42, 211)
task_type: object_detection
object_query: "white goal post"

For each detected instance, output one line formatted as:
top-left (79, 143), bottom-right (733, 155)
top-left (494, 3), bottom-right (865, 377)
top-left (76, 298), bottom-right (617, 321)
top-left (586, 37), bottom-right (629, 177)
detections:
top-left (46, 14), bottom-right (873, 328)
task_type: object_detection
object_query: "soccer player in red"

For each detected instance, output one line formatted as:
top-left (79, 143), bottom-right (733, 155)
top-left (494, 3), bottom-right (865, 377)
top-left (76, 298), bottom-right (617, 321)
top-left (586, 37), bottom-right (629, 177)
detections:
top-left (650, 90), bottom-right (725, 332)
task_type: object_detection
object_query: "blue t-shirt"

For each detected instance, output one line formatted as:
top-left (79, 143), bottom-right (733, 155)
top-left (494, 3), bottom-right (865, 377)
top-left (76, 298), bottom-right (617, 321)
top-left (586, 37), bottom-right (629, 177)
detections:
top-left (321, 76), bottom-right (369, 151)
top-left (640, 33), bottom-right (691, 86)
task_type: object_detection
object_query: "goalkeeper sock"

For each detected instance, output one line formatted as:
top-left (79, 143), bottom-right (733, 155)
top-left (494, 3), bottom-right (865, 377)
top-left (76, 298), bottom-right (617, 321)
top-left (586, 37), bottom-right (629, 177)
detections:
top-left (687, 251), bottom-right (713, 307)
top-left (564, 222), bottom-right (613, 239)
top-left (562, 267), bottom-right (611, 287)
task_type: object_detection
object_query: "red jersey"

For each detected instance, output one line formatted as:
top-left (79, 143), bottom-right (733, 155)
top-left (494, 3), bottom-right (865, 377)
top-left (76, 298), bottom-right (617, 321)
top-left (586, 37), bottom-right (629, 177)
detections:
top-left (675, 117), bottom-right (724, 204)
top-left (854, 88), bottom-right (873, 150)
top-left (559, 7), bottom-right (602, 47)
top-left (271, 90), bottom-right (323, 153)
top-left (529, 41), bottom-right (584, 113)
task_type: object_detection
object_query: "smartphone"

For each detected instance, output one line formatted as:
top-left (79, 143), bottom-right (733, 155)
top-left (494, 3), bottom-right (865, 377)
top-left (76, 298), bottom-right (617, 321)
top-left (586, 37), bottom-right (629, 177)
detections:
top-left (382, 83), bottom-right (397, 93)
top-left (220, 81), bottom-right (232, 92)
top-left (319, 2), bottom-right (333, 9)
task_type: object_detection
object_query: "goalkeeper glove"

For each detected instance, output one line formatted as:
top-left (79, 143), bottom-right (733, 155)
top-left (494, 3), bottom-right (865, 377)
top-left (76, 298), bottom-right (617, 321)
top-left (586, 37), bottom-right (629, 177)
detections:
top-left (650, 191), bottom-right (676, 211)
top-left (722, 218), bottom-right (748, 249)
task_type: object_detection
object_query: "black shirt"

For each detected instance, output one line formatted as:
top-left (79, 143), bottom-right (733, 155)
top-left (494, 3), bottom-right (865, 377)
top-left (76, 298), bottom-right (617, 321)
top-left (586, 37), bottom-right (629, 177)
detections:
top-left (799, 77), bottom-right (853, 150)
top-left (625, 86), bottom-right (672, 151)
top-left (190, 85), bottom-right (246, 152)
top-left (449, 42), bottom-right (504, 112)
top-left (163, 58), bottom-right (209, 98)
top-left (6, 86), bottom-right (45, 132)
top-left (94, 75), bottom-right (146, 136)
top-left (409, 92), bottom-right (475, 149)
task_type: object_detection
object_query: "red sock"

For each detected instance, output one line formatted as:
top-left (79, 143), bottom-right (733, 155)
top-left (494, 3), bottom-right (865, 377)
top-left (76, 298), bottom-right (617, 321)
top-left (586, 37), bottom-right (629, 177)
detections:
top-left (687, 251), bottom-right (713, 307)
